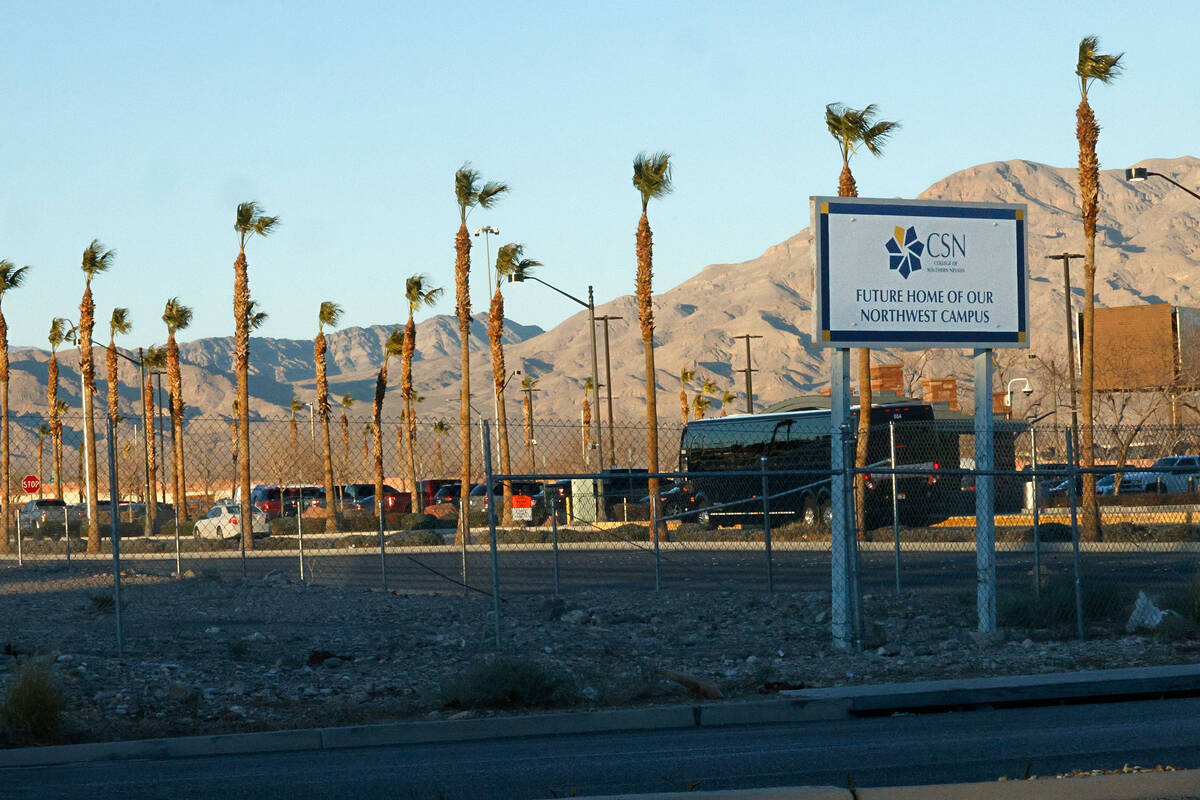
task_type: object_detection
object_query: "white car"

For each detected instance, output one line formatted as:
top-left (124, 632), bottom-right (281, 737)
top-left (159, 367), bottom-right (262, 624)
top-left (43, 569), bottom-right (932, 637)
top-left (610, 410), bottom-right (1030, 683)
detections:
top-left (1117, 456), bottom-right (1200, 495)
top-left (193, 503), bottom-right (271, 539)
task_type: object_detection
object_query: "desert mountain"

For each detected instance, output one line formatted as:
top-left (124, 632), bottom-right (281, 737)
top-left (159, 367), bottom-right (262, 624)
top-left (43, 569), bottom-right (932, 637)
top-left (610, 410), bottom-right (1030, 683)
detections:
top-left (7, 156), bottom-right (1200, 429)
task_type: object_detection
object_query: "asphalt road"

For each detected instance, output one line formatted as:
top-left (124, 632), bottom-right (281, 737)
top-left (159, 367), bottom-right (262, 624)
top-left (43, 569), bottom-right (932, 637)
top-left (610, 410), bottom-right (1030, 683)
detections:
top-left (5, 697), bottom-right (1200, 798)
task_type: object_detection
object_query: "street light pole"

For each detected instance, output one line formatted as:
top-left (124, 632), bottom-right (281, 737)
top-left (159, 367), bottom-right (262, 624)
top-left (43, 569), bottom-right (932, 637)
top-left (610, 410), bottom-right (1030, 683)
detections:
top-left (1047, 253), bottom-right (1083, 447)
top-left (732, 334), bottom-right (763, 413)
top-left (473, 226), bottom-right (500, 298)
top-left (596, 315), bottom-right (623, 466)
top-left (1126, 167), bottom-right (1200, 201)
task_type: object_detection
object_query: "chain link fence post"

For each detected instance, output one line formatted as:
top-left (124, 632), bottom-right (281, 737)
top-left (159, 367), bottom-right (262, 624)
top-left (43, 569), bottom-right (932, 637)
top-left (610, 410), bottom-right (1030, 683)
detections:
top-left (482, 420), bottom-right (501, 646)
top-left (890, 420), bottom-right (901, 593)
top-left (760, 456), bottom-right (773, 593)
top-left (105, 414), bottom-right (124, 657)
top-left (548, 489), bottom-right (560, 595)
top-left (1066, 428), bottom-right (1085, 640)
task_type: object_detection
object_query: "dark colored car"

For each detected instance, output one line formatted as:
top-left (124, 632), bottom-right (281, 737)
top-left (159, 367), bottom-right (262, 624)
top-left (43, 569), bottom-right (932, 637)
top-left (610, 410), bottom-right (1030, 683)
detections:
top-left (414, 479), bottom-right (460, 511)
top-left (281, 486), bottom-right (325, 516)
top-left (249, 485), bottom-right (284, 518)
top-left (341, 483), bottom-right (411, 514)
top-left (431, 482), bottom-right (463, 506)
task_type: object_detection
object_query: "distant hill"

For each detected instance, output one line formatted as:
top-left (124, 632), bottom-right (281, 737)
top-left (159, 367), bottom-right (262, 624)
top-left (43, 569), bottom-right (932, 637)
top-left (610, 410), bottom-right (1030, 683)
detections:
top-left (7, 156), bottom-right (1200, 428)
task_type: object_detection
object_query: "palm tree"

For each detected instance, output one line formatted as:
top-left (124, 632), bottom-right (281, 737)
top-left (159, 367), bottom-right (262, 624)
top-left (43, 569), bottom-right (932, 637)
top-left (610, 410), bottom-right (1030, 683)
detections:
top-left (0, 261), bottom-right (29, 550)
top-left (142, 346), bottom-right (167, 524)
top-left (826, 102), bottom-right (899, 532)
top-left (633, 151), bottom-right (673, 533)
top-left (720, 389), bottom-right (736, 417)
top-left (372, 330), bottom-right (405, 524)
top-left (162, 297), bottom-right (193, 522)
top-left (229, 399), bottom-right (238, 503)
top-left (402, 275), bottom-right (442, 512)
top-left (678, 367), bottom-right (696, 425)
top-left (694, 376), bottom-right (717, 420)
top-left (1075, 36), bottom-right (1124, 540)
top-left (79, 239), bottom-right (116, 552)
top-left (491, 244), bottom-right (540, 523)
top-left (340, 394), bottom-right (355, 467)
top-left (361, 423), bottom-right (370, 466)
top-left (432, 419), bottom-right (450, 475)
top-left (521, 376), bottom-right (538, 469)
top-left (288, 396), bottom-right (304, 454)
top-left (105, 311), bottom-right (130, 525)
top-left (233, 202), bottom-right (280, 551)
top-left (106, 308), bottom-right (131, 427)
top-left (582, 377), bottom-right (594, 460)
top-left (454, 164), bottom-right (509, 544)
top-left (36, 424), bottom-right (50, 499)
top-left (315, 301), bottom-right (343, 532)
top-left (47, 318), bottom-right (69, 501)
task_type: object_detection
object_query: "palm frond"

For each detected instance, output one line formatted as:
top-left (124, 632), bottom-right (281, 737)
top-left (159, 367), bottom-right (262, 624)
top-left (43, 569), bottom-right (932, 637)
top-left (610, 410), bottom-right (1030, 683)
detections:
top-left (235, 201), bottom-right (280, 244)
top-left (81, 239), bottom-right (116, 279)
top-left (319, 301), bottom-right (343, 329)
top-left (48, 318), bottom-right (69, 349)
top-left (162, 297), bottom-right (194, 332)
top-left (109, 307), bottom-right (132, 336)
top-left (340, 394), bottom-right (356, 409)
top-left (1076, 35), bottom-right (1124, 95)
top-left (385, 328), bottom-right (405, 357)
top-left (477, 181), bottom-right (509, 208)
top-left (406, 274), bottom-right (444, 308)
top-left (142, 346), bottom-right (168, 370)
top-left (455, 164), bottom-right (481, 212)
top-left (246, 299), bottom-right (269, 331)
top-left (0, 261), bottom-right (30, 294)
top-left (290, 396), bottom-right (304, 414)
top-left (826, 102), bottom-right (899, 160)
top-left (632, 151), bottom-right (674, 205)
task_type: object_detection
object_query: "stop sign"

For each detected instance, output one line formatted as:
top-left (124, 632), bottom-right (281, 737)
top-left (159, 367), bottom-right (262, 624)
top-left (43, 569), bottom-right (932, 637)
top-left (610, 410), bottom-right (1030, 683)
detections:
top-left (21, 475), bottom-right (40, 493)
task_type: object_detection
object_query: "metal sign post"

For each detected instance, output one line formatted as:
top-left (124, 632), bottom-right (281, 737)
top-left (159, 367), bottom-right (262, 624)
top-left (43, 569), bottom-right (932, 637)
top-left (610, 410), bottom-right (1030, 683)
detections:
top-left (974, 349), bottom-right (997, 633)
top-left (830, 349), bottom-right (855, 649)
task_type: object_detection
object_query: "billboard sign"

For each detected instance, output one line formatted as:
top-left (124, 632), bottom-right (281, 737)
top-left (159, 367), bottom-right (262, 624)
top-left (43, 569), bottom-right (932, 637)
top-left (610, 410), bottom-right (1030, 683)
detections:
top-left (812, 197), bottom-right (1028, 349)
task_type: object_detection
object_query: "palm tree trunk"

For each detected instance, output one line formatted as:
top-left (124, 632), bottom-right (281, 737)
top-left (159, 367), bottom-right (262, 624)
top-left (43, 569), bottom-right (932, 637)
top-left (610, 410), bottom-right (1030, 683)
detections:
top-left (0, 311), bottom-right (9, 554)
top-left (680, 390), bottom-right (688, 425)
top-left (341, 412), bottom-right (349, 467)
top-left (523, 394), bottom-right (533, 471)
top-left (315, 331), bottom-right (338, 533)
top-left (488, 290), bottom-right (515, 524)
top-left (167, 332), bottom-right (187, 522)
top-left (1077, 97), bottom-right (1101, 540)
top-left (372, 360), bottom-right (388, 528)
top-left (636, 209), bottom-right (661, 539)
top-left (455, 222), bottom-right (472, 545)
top-left (48, 356), bottom-right (62, 501)
top-left (839, 160), bottom-right (871, 534)
top-left (145, 376), bottom-right (157, 509)
top-left (401, 315), bottom-right (419, 512)
top-left (234, 250), bottom-right (253, 551)
top-left (106, 341), bottom-right (119, 425)
top-left (80, 286), bottom-right (100, 552)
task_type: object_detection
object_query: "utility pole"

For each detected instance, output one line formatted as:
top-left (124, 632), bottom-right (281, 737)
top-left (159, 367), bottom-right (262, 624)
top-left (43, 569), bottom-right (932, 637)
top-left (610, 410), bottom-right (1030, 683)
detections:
top-left (596, 315), bottom-right (623, 466)
top-left (732, 334), bottom-right (763, 413)
top-left (1046, 254), bottom-right (1083, 446)
top-left (520, 382), bottom-right (540, 472)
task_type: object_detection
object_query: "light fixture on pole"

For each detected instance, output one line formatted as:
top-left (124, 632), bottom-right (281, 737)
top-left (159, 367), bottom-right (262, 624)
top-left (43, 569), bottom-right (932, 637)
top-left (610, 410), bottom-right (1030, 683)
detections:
top-left (1126, 167), bottom-right (1200, 201)
top-left (473, 225), bottom-right (501, 295)
top-left (1004, 377), bottom-right (1032, 409)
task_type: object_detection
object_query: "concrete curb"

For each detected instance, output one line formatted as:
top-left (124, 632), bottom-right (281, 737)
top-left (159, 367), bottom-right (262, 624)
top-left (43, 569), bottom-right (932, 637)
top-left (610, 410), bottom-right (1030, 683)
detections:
top-left (569, 769), bottom-right (1200, 799)
top-left (0, 697), bottom-right (849, 769)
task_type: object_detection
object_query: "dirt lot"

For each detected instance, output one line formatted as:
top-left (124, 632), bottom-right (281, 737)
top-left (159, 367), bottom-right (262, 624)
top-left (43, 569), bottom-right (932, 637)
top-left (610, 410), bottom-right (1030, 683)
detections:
top-left (2, 566), bottom-right (1198, 747)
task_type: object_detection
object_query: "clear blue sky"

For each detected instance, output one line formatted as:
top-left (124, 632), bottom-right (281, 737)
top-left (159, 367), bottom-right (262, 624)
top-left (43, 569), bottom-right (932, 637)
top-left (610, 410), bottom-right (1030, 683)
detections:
top-left (1, 1), bottom-right (1193, 349)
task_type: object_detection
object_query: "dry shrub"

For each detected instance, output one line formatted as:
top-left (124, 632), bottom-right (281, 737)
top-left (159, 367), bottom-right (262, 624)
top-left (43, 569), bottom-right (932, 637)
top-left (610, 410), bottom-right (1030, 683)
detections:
top-left (1, 659), bottom-right (68, 744)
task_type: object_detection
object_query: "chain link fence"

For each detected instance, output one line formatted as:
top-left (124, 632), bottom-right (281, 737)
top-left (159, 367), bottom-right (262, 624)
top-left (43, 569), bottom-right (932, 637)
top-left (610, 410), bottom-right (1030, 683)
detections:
top-left (4, 412), bottom-right (1200, 657)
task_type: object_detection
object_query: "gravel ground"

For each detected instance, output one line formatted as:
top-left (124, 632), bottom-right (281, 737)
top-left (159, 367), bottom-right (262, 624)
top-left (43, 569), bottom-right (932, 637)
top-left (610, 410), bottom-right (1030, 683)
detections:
top-left (2, 565), bottom-right (1198, 746)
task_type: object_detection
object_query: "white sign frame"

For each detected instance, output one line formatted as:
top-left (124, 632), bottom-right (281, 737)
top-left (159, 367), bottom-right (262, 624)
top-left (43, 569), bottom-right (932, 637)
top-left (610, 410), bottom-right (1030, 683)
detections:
top-left (811, 196), bottom-right (1029, 349)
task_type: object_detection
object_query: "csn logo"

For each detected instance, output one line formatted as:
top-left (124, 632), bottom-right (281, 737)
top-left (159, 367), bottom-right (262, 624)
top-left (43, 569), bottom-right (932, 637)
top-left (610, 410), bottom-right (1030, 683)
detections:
top-left (885, 226), bottom-right (967, 278)
top-left (885, 226), bottom-right (923, 279)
